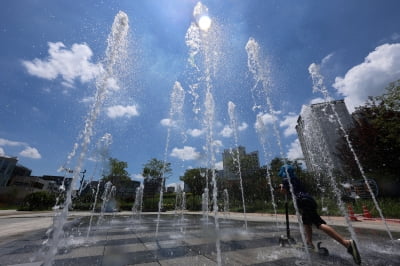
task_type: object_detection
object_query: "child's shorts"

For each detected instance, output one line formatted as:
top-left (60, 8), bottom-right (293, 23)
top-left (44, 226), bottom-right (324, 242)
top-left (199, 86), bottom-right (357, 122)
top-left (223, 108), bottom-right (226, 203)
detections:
top-left (297, 194), bottom-right (326, 228)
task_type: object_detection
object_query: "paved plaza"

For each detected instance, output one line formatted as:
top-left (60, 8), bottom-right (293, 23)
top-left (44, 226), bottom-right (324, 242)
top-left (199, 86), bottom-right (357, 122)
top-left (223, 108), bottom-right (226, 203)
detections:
top-left (0, 211), bottom-right (399, 265)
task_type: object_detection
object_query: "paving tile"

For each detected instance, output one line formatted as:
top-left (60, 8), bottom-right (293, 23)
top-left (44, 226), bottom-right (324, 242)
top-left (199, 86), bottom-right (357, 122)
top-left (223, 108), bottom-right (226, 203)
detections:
top-left (1, 213), bottom-right (399, 266)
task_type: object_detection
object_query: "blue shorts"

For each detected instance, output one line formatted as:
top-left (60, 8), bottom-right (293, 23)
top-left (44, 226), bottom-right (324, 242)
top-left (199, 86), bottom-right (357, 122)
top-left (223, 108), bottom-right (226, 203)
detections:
top-left (297, 193), bottom-right (326, 228)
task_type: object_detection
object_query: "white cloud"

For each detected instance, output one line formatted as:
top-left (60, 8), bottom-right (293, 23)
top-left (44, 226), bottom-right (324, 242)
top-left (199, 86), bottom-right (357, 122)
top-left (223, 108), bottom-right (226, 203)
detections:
top-left (22, 42), bottom-right (102, 88)
top-left (280, 113), bottom-right (298, 137)
top-left (254, 112), bottom-right (277, 132)
top-left (215, 161), bottom-right (223, 170)
top-left (213, 140), bottom-right (223, 148)
top-left (0, 138), bottom-right (26, 147)
top-left (187, 128), bottom-right (204, 137)
top-left (80, 96), bottom-right (94, 104)
top-left (0, 138), bottom-right (42, 159)
top-left (309, 97), bottom-right (334, 105)
top-left (106, 105), bottom-right (139, 119)
top-left (238, 122), bottom-right (248, 131)
top-left (160, 118), bottom-right (174, 127)
top-left (333, 43), bottom-right (400, 112)
top-left (212, 140), bottom-right (224, 153)
top-left (286, 139), bottom-right (303, 160)
top-left (219, 122), bottom-right (247, 137)
top-left (19, 147), bottom-right (41, 159)
top-left (170, 146), bottom-right (200, 160)
top-left (105, 77), bottom-right (120, 91)
top-left (391, 33), bottom-right (400, 41)
top-left (132, 173), bottom-right (144, 180)
top-left (166, 181), bottom-right (184, 190)
top-left (321, 53), bottom-right (334, 66)
top-left (220, 125), bottom-right (233, 138)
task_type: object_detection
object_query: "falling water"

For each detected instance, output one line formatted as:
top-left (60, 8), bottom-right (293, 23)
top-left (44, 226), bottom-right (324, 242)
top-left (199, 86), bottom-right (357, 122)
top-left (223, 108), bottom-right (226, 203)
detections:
top-left (309, 63), bottom-right (394, 241)
top-left (155, 81), bottom-right (185, 238)
top-left (186, 2), bottom-right (222, 265)
top-left (223, 188), bottom-right (230, 220)
top-left (80, 133), bottom-right (113, 195)
top-left (298, 105), bottom-right (332, 215)
top-left (97, 181), bottom-right (113, 226)
top-left (86, 133), bottom-right (113, 237)
top-left (132, 186), bottom-right (144, 222)
top-left (246, 37), bottom-right (311, 263)
top-left (202, 188), bottom-right (209, 222)
top-left (255, 114), bottom-right (279, 227)
top-left (181, 192), bottom-right (186, 212)
top-left (87, 180), bottom-right (101, 238)
top-left (228, 101), bottom-right (248, 229)
top-left (109, 185), bottom-right (117, 222)
top-left (43, 11), bottom-right (129, 266)
top-left (180, 191), bottom-right (187, 232)
top-left (245, 37), bottom-right (279, 228)
top-left (300, 104), bottom-right (360, 245)
top-left (175, 185), bottom-right (183, 216)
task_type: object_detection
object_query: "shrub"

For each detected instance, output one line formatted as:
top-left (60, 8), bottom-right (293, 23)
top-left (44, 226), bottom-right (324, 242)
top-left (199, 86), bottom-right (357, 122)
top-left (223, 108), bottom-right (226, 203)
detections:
top-left (119, 201), bottom-right (134, 211)
top-left (18, 191), bottom-right (56, 211)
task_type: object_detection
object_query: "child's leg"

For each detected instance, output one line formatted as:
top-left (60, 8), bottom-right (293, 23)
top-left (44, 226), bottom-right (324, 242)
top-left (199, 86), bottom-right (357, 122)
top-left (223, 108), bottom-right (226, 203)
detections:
top-left (304, 224), bottom-right (313, 245)
top-left (318, 224), bottom-right (350, 247)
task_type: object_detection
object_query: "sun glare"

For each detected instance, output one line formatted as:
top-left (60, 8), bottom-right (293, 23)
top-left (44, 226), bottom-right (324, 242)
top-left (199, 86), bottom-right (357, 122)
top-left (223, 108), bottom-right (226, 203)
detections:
top-left (198, 15), bottom-right (212, 31)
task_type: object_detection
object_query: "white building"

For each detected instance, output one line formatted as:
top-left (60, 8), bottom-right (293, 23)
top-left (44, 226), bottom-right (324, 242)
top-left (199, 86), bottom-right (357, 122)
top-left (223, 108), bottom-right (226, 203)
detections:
top-left (296, 100), bottom-right (354, 176)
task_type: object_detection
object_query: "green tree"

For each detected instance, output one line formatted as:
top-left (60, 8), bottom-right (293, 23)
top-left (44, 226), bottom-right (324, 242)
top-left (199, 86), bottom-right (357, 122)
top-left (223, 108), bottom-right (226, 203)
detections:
top-left (142, 158), bottom-right (172, 180)
top-left (102, 157), bottom-right (131, 184)
top-left (142, 158), bottom-right (172, 194)
top-left (180, 168), bottom-right (211, 196)
top-left (339, 80), bottom-right (400, 195)
top-left (19, 191), bottom-right (56, 211)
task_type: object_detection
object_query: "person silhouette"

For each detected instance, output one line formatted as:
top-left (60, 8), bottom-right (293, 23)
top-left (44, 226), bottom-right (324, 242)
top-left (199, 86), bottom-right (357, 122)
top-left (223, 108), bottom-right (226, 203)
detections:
top-left (278, 164), bottom-right (361, 265)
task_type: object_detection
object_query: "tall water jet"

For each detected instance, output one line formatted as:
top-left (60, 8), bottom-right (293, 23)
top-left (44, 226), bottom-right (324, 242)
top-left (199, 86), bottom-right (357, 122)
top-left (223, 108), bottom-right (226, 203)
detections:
top-left (300, 103), bottom-right (361, 246)
top-left (228, 101), bottom-right (248, 229)
top-left (246, 37), bottom-right (311, 262)
top-left (43, 11), bottom-right (130, 265)
top-left (255, 114), bottom-right (279, 227)
top-left (175, 186), bottom-right (187, 232)
top-left (86, 133), bottom-right (112, 237)
top-left (132, 186), bottom-right (143, 223)
top-left (186, 2), bottom-right (222, 264)
top-left (202, 187), bottom-right (209, 222)
top-left (175, 185), bottom-right (183, 216)
top-left (308, 62), bottom-right (393, 241)
top-left (86, 180), bottom-right (101, 238)
top-left (223, 188), bottom-right (230, 220)
top-left (97, 181), bottom-right (113, 225)
top-left (155, 81), bottom-right (185, 238)
top-left (80, 133), bottom-right (113, 195)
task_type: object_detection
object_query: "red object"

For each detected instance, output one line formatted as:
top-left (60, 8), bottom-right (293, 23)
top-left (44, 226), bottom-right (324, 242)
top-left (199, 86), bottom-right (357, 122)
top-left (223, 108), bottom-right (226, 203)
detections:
top-left (348, 204), bottom-right (359, 221)
top-left (362, 205), bottom-right (373, 218)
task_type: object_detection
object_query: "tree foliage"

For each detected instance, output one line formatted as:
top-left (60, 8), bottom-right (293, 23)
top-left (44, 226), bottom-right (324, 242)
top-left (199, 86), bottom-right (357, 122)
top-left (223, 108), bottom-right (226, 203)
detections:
top-left (180, 168), bottom-right (212, 196)
top-left (341, 80), bottom-right (400, 183)
top-left (19, 191), bottom-right (56, 211)
top-left (142, 158), bottom-right (172, 180)
top-left (102, 157), bottom-right (131, 185)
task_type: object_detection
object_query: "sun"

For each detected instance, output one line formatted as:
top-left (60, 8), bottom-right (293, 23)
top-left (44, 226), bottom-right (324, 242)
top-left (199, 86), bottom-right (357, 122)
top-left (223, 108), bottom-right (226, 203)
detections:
top-left (198, 15), bottom-right (212, 32)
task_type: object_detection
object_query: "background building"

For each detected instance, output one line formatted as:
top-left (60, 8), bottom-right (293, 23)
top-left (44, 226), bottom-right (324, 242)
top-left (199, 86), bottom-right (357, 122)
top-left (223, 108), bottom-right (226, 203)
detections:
top-left (222, 146), bottom-right (260, 180)
top-left (0, 156), bottom-right (18, 187)
top-left (143, 177), bottom-right (163, 197)
top-left (296, 100), bottom-right (354, 176)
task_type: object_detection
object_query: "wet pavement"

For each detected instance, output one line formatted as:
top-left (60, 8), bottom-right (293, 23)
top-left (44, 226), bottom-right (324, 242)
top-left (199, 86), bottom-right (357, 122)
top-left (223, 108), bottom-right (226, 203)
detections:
top-left (0, 211), bottom-right (399, 265)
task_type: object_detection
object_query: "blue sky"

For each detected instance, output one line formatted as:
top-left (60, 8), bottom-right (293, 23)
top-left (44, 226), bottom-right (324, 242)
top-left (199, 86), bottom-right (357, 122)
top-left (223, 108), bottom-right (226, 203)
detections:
top-left (1, 0), bottom-right (400, 188)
